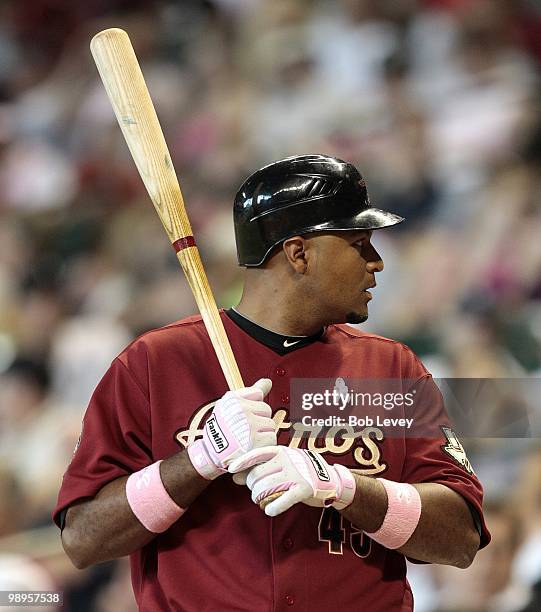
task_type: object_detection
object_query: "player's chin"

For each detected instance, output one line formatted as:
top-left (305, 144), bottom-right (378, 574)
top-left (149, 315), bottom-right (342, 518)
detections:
top-left (345, 310), bottom-right (368, 324)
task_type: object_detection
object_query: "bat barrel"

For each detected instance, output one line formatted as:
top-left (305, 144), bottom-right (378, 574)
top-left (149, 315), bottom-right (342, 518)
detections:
top-left (91, 27), bottom-right (244, 391)
top-left (90, 28), bottom-right (193, 244)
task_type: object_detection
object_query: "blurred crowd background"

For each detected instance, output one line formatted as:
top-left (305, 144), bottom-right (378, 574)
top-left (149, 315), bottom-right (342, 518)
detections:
top-left (1, 0), bottom-right (541, 610)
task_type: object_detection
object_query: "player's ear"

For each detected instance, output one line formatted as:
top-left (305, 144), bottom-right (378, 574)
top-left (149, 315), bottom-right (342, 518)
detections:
top-left (282, 236), bottom-right (308, 273)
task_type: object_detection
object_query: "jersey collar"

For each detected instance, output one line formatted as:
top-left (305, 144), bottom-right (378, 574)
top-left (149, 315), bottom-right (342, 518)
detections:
top-left (225, 308), bottom-right (324, 355)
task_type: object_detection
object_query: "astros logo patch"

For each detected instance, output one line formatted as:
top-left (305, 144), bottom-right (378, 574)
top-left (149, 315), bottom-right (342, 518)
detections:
top-left (441, 426), bottom-right (474, 475)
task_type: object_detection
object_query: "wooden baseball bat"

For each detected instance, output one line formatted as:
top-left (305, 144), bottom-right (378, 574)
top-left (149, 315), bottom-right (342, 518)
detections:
top-left (91, 29), bottom-right (278, 510)
top-left (90, 28), bottom-right (244, 391)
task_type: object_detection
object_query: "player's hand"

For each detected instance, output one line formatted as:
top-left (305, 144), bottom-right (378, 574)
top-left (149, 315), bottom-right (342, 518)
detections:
top-left (228, 446), bottom-right (356, 517)
top-left (187, 379), bottom-right (276, 480)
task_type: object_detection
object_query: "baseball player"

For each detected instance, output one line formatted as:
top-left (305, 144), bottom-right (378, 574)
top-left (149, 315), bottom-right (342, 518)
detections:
top-left (54, 155), bottom-right (490, 611)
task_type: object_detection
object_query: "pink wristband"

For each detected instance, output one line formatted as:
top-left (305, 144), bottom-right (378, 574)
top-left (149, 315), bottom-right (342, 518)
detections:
top-left (126, 461), bottom-right (185, 533)
top-left (366, 479), bottom-right (422, 549)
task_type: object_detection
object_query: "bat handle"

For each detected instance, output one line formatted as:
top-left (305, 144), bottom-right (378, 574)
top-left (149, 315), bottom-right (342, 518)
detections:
top-left (176, 246), bottom-right (244, 391)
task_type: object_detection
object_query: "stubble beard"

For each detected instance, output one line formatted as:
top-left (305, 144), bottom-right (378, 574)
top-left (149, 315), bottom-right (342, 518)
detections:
top-left (345, 311), bottom-right (368, 324)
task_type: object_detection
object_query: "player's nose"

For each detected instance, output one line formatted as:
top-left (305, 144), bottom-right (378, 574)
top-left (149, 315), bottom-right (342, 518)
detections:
top-left (365, 243), bottom-right (384, 273)
top-left (367, 259), bottom-right (384, 273)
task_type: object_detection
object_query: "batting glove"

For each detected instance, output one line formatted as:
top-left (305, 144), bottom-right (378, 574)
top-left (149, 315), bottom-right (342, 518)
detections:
top-left (187, 379), bottom-right (276, 480)
top-left (228, 446), bottom-right (356, 517)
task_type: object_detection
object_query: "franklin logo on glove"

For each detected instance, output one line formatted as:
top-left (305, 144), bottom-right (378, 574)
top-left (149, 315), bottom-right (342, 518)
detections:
top-left (306, 451), bottom-right (330, 482)
top-left (206, 415), bottom-right (228, 453)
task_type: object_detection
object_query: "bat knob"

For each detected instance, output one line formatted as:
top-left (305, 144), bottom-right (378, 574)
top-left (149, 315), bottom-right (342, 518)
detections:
top-left (258, 491), bottom-right (283, 511)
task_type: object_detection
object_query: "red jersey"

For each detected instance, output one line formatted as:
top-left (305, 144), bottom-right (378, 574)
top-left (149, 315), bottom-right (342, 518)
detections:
top-left (54, 311), bottom-right (489, 611)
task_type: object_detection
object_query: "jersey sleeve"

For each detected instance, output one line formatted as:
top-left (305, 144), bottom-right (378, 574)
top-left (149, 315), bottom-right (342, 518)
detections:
top-left (52, 357), bottom-right (152, 527)
top-left (401, 374), bottom-right (491, 549)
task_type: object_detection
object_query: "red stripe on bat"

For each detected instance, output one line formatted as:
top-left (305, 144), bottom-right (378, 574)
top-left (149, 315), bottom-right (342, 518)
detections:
top-left (172, 236), bottom-right (196, 252)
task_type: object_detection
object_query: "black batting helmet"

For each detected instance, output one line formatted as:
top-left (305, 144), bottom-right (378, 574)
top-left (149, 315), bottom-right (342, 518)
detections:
top-left (234, 154), bottom-right (404, 267)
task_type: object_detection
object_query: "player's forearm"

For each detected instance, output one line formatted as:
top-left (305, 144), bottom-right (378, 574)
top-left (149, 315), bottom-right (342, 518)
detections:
top-left (341, 476), bottom-right (480, 568)
top-left (62, 450), bottom-right (209, 569)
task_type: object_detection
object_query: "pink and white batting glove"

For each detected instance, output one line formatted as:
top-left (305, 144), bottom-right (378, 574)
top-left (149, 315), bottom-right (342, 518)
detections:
top-left (228, 446), bottom-right (356, 517)
top-left (187, 379), bottom-right (276, 480)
